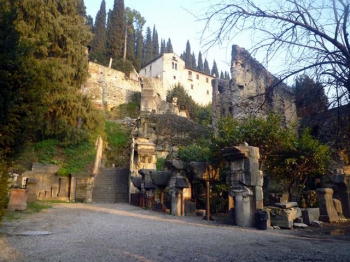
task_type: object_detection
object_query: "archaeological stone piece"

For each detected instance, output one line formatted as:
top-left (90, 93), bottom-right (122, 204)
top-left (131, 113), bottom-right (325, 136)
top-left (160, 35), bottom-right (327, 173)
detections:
top-left (222, 145), bottom-right (263, 227)
top-left (7, 189), bottom-right (28, 211)
top-left (269, 207), bottom-right (298, 229)
top-left (316, 188), bottom-right (339, 223)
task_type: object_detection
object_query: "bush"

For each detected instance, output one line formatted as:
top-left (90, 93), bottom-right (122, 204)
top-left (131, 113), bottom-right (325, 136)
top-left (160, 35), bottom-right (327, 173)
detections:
top-left (0, 161), bottom-right (9, 226)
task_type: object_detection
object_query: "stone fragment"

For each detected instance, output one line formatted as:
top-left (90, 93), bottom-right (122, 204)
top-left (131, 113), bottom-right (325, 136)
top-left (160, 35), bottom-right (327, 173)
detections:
top-left (273, 226), bottom-right (280, 230)
top-left (275, 202), bottom-right (298, 209)
top-left (316, 188), bottom-right (339, 223)
top-left (311, 220), bottom-right (323, 227)
top-left (269, 207), bottom-right (298, 229)
top-left (293, 223), bottom-right (308, 228)
top-left (294, 217), bottom-right (303, 223)
top-left (301, 208), bottom-right (320, 225)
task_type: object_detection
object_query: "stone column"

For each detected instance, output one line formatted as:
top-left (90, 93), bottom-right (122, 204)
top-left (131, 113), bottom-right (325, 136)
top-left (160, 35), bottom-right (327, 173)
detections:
top-left (234, 193), bottom-right (254, 227)
top-left (317, 188), bottom-right (339, 223)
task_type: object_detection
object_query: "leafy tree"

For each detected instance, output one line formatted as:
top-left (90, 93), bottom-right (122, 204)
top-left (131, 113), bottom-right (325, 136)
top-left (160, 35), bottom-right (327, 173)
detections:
top-left (143, 26), bottom-right (153, 65)
top-left (106, 0), bottom-right (124, 59)
top-left (131, 9), bottom-right (145, 71)
top-left (152, 25), bottom-right (159, 57)
top-left (166, 84), bottom-right (212, 124)
top-left (202, 0), bottom-right (350, 105)
top-left (213, 114), bottom-right (330, 200)
top-left (0, 161), bottom-right (9, 226)
top-left (204, 59), bottom-right (210, 75)
top-left (166, 38), bottom-right (173, 53)
top-left (89, 0), bottom-right (107, 65)
top-left (293, 75), bottom-right (328, 117)
top-left (124, 7), bottom-right (136, 61)
top-left (269, 128), bottom-right (330, 201)
top-left (197, 51), bottom-right (204, 72)
top-left (211, 60), bottom-right (219, 77)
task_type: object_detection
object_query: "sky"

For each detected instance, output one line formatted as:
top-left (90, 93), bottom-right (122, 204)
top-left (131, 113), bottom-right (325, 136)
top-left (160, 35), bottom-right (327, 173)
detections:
top-left (84, 0), bottom-right (243, 74)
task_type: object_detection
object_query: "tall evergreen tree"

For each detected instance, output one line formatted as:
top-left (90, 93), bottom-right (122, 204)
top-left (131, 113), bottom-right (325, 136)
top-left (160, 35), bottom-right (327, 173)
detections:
top-left (166, 38), bottom-right (173, 53)
top-left (191, 52), bottom-right (196, 70)
top-left (185, 40), bottom-right (192, 68)
top-left (220, 71), bottom-right (224, 79)
top-left (160, 39), bottom-right (166, 54)
top-left (143, 26), bottom-right (153, 65)
top-left (224, 71), bottom-right (230, 80)
top-left (152, 25), bottom-right (159, 57)
top-left (106, 0), bottom-right (125, 59)
top-left (204, 59), bottom-right (210, 75)
top-left (211, 60), bottom-right (219, 77)
top-left (197, 51), bottom-right (204, 72)
top-left (124, 7), bottom-right (135, 61)
top-left (11, 0), bottom-right (104, 144)
top-left (89, 0), bottom-right (107, 64)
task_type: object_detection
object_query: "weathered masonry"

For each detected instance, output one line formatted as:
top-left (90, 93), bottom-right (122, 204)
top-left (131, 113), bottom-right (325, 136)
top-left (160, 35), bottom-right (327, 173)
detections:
top-left (213, 45), bottom-right (297, 126)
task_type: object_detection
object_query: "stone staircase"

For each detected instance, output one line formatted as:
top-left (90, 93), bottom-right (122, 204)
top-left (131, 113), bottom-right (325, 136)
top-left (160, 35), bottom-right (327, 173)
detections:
top-left (92, 167), bottom-right (129, 203)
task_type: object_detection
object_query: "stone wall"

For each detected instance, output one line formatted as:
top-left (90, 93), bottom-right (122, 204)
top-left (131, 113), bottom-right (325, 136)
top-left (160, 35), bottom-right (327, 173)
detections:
top-left (215, 45), bottom-right (297, 126)
top-left (82, 62), bottom-right (141, 110)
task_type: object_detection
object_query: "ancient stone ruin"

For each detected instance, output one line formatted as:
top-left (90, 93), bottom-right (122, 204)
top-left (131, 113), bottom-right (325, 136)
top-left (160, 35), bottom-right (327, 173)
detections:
top-left (213, 45), bottom-right (297, 126)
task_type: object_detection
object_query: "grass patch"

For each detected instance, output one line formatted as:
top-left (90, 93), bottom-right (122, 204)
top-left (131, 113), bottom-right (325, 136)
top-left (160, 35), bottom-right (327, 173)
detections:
top-left (104, 121), bottom-right (131, 167)
top-left (57, 141), bottom-right (96, 176)
top-left (4, 201), bottom-right (53, 221)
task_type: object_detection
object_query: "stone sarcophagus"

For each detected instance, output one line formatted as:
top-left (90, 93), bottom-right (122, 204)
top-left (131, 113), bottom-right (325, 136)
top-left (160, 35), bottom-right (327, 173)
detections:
top-left (222, 145), bottom-right (263, 227)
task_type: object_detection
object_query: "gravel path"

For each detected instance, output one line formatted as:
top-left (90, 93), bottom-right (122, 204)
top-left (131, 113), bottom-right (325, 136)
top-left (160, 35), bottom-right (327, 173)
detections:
top-left (0, 203), bottom-right (349, 262)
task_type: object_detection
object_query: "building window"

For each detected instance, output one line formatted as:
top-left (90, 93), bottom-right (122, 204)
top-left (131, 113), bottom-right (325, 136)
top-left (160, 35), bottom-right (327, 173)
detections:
top-left (173, 76), bottom-right (176, 80)
top-left (207, 90), bottom-right (209, 95)
top-left (191, 84), bottom-right (193, 90)
top-left (175, 63), bottom-right (177, 70)
top-left (150, 65), bottom-right (152, 70)
top-left (144, 69), bottom-right (146, 73)
top-left (206, 78), bottom-right (209, 83)
top-left (172, 62), bottom-right (174, 69)
top-left (196, 74), bottom-right (199, 80)
top-left (188, 71), bottom-right (193, 80)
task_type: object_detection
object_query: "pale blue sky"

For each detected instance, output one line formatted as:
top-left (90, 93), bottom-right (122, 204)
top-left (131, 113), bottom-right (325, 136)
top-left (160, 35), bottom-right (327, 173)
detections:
top-left (84, 0), bottom-right (235, 73)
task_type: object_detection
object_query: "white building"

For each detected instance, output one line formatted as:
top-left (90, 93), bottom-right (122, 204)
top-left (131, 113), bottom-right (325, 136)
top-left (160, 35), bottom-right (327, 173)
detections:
top-left (139, 53), bottom-right (214, 105)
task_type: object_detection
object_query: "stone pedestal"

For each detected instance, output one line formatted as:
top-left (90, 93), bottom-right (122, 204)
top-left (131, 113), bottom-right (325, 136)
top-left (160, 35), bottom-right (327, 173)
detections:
top-left (7, 189), bottom-right (28, 211)
top-left (317, 188), bottom-right (339, 223)
top-left (70, 176), bottom-right (77, 202)
top-left (165, 159), bottom-right (190, 216)
top-left (235, 193), bottom-right (254, 227)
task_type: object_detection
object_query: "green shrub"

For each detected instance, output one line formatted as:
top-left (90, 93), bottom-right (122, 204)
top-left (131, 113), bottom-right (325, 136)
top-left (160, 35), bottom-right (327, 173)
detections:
top-left (0, 161), bottom-right (9, 226)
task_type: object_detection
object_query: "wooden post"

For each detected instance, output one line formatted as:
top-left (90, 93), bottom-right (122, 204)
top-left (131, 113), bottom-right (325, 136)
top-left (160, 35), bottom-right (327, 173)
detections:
top-left (206, 180), bottom-right (210, 221)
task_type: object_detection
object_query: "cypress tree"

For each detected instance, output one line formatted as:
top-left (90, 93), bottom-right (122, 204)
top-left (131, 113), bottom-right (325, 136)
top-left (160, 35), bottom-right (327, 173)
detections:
top-left (197, 51), bottom-right (204, 72)
top-left (124, 7), bottom-right (135, 61)
top-left (166, 38), bottom-right (173, 53)
top-left (106, 0), bottom-right (125, 59)
top-left (204, 59), bottom-right (210, 75)
top-left (225, 71), bottom-right (230, 80)
top-left (211, 60), bottom-right (219, 77)
top-left (89, 0), bottom-right (107, 65)
top-left (160, 39), bottom-right (166, 54)
top-left (220, 71), bottom-right (224, 79)
top-left (185, 40), bottom-right (192, 68)
top-left (12, 0), bottom-right (104, 144)
top-left (152, 25), bottom-right (159, 57)
top-left (191, 52), bottom-right (196, 70)
top-left (143, 26), bottom-right (153, 65)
